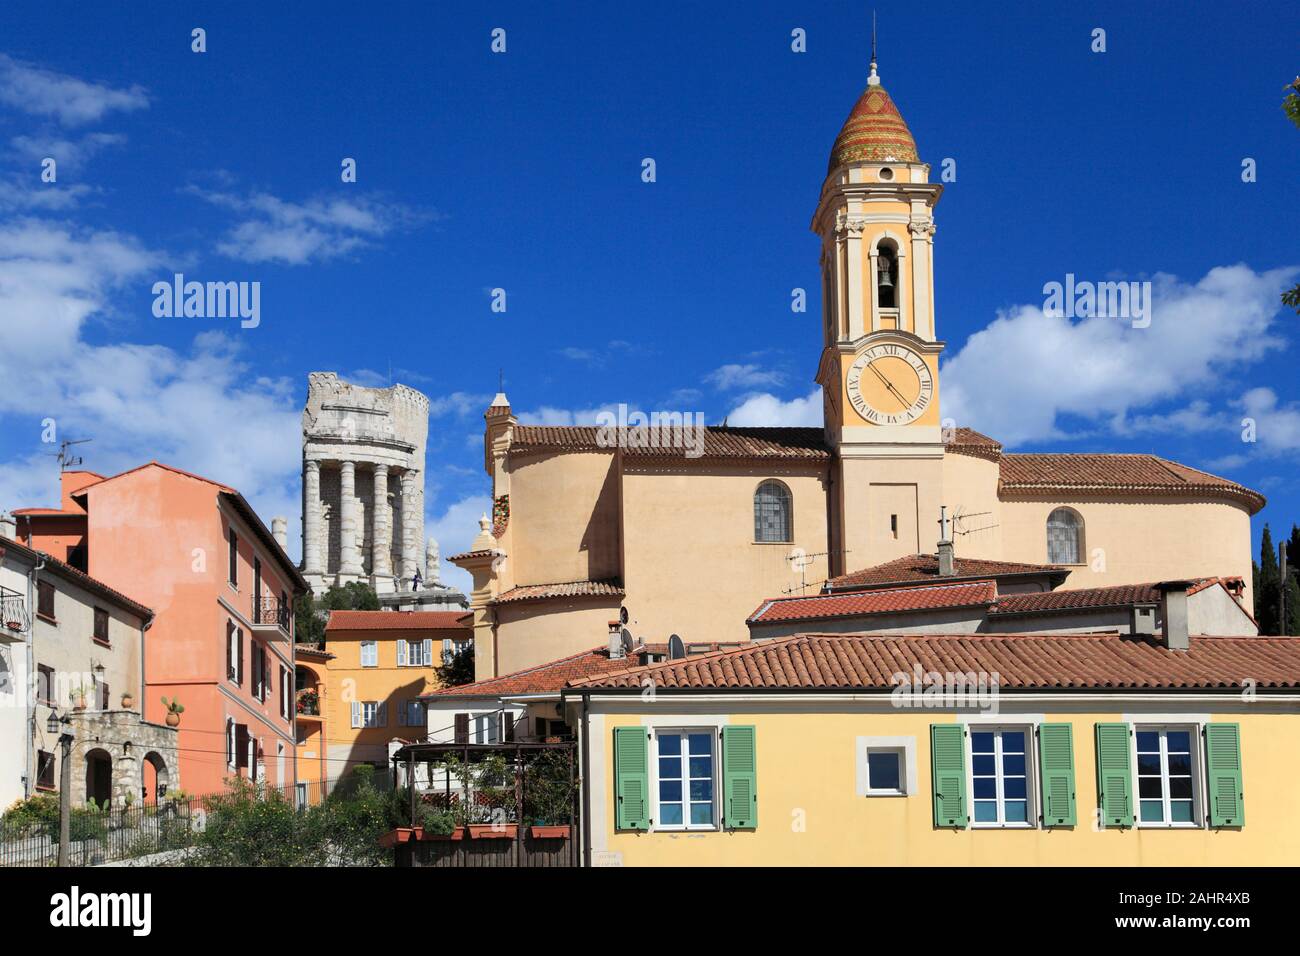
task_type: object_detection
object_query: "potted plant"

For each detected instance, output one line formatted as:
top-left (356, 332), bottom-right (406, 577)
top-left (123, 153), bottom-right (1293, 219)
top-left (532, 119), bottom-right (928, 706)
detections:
top-left (416, 806), bottom-right (463, 840)
top-left (69, 685), bottom-right (90, 711)
top-left (524, 749), bottom-right (576, 839)
top-left (161, 696), bottom-right (184, 727)
top-left (120, 691), bottom-right (135, 710)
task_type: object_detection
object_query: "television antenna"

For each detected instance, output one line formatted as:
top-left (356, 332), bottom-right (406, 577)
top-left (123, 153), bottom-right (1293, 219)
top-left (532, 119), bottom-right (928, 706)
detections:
top-left (947, 505), bottom-right (998, 538)
top-left (781, 548), bottom-right (853, 596)
top-left (48, 438), bottom-right (92, 471)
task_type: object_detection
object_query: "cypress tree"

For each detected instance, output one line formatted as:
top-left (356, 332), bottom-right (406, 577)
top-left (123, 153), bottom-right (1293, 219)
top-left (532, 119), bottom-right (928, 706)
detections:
top-left (1257, 524), bottom-right (1281, 634)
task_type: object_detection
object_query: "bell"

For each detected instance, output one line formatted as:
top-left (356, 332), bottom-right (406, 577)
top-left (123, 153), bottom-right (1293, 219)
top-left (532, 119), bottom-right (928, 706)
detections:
top-left (877, 260), bottom-right (894, 289)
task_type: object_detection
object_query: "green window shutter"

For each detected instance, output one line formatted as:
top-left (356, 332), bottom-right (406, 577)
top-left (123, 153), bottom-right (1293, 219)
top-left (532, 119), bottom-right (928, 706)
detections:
top-left (1095, 723), bottom-right (1133, 828)
top-left (722, 725), bottom-right (758, 829)
top-left (1205, 723), bottom-right (1244, 827)
top-left (613, 727), bottom-right (649, 830)
top-left (1038, 723), bottom-right (1076, 827)
top-left (930, 724), bottom-right (966, 828)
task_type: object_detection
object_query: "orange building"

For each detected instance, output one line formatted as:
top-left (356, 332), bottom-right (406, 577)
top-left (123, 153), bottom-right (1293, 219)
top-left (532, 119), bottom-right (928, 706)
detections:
top-left (308, 610), bottom-right (471, 779)
top-left (13, 464), bottom-right (307, 796)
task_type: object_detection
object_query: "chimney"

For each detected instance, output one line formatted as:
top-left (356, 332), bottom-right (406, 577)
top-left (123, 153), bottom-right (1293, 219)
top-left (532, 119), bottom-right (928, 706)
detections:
top-left (608, 620), bottom-right (624, 660)
top-left (271, 516), bottom-right (288, 549)
top-left (937, 506), bottom-right (955, 577)
top-left (1158, 581), bottom-right (1192, 651)
top-left (0, 512), bottom-right (14, 541)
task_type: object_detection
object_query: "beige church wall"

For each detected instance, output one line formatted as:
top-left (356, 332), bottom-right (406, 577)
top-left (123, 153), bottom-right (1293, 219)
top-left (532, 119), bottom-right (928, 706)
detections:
top-left (998, 494), bottom-right (1256, 614)
top-left (940, 452), bottom-right (1003, 559)
top-left (493, 599), bottom-right (622, 676)
top-left (837, 456), bottom-right (944, 573)
top-left (506, 450), bottom-right (621, 588)
top-left (620, 465), bottom-right (830, 644)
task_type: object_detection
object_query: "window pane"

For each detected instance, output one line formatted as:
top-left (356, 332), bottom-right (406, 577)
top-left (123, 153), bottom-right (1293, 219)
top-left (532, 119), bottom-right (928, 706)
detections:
top-left (660, 803), bottom-right (682, 826)
top-left (754, 481), bottom-right (792, 542)
top-left (1138, 776), bottom-right (1163, 799)
top-left (689, 802), bottom-right (714, 825)
top-left (867, 751), bottom-right (900, 791)
top-left (1137, 753), bottom-right (1161, 775)
top-left (973, 777), bottom-right (996, 800)
top-left (1046, 509), bottom-right (1081, 564)
top-left (658, 757), bottom-right (680, 780)
top-left (688, 756), bottom-right (711, 779)
top-left (1167, 752), bottom-right (1191, 775)
top-left (972, 754), bottom-right (995, 775)
top-left (971, 732), bottom-right (994, 753)
top-left (659, 780), bottom-right (682, 803)
top-left (687, 733), bottom-right (711, 755)
top-left (1166, 731), bottom-right (1191, 753)
top-left (1169, 777), bottom-right (1193, 799)
top-left (1140, 801), bottom-right (1165, 823)
top-left (689, 779), bottom-right (713, 801)
top-left (1004, 776), bottom-right (1027, 800)
top-left (974, 801), bottom-right (997, 822)
top-left (1003, 753), bottom-right (1026, 776)
top-left (658, 734), bottom-right (681, 756)
top-left (1004, 800), bottom-right (1028, 823)
top-left (1170, 800), bottom-right (1194, 823)
top-left (1001, 731), bottom-right (1025, 753)
top-left (1136, 731), bottom-right (1160, 752)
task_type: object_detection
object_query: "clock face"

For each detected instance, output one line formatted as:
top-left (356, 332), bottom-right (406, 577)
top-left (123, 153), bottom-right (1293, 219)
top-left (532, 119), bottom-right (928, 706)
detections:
top-left (845, 344), bottom-right (934, 425)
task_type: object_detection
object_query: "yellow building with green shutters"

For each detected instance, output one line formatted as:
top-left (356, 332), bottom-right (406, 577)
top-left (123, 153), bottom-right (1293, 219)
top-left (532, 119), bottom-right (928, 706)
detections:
top-left (562, 632), bottom-right (1300, 866)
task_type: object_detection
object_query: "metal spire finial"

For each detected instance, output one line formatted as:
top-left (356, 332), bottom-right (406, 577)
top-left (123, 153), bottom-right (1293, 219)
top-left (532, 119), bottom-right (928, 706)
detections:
top-left (868, 11), bottom-right (881, 86)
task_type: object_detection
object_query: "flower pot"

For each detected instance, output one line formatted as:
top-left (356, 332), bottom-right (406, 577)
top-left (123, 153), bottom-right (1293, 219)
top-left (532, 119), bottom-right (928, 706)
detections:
top-left (379, 827), bottom-right (415, 849)
top-left (165, 712), bottom-right (180, 727)
top-left (121, 695), bottom-right (135, 710)
top-left (72, 697), bottom-right (87, 711)
top-left (421, 826), bottom-right (465, 841)
top-left (467, 823), bottom-right (517, 839)
top-left (4, 620), bottom-right (22, 631)
top-left (529, 825), bottom-right (570, 839)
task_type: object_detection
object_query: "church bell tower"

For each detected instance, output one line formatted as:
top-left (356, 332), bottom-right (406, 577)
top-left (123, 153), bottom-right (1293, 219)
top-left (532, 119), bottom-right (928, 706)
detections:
top-left (812, 48), bottom-right (946, 574)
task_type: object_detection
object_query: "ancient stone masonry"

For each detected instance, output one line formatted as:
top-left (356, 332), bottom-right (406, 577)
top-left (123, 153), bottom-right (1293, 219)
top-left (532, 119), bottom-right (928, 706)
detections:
top-left (301, 373), bottom-right (466, 610)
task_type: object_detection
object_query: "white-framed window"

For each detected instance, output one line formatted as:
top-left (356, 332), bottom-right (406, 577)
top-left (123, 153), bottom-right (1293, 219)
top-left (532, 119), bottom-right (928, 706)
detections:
top-left (397, 639), bottom-right (433, 667)
top-left (279, 665), bottom-right (290, 719)
top-left (472, 712), bottom-right (500, 744)
top-left (358, 701), bottom-right (386, 728)
top-left (1046, 507), bottom-right (1083, 564)
top-left (442, 638), bottom-right (469, 664)
top-left (400, 699), bottom-right (426, 728)
top-left (1135, 726), bottom-right (1200, 827)
top-left (969, 726), bottom-right (1034, 827)
top-left (652, 728), bottom-right (717, 831)
top-left (360, 641), bottom-right (378, 667)
top-left (226, 718), bottom-right (236, 768)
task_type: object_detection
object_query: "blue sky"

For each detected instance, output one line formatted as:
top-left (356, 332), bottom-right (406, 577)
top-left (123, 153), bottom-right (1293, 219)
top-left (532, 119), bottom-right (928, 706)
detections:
top-left (0, 1), bottom-right (1297, 594)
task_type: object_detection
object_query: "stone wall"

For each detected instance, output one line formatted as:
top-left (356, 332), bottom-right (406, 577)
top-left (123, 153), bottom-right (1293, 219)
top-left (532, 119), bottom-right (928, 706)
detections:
top-left (68, 709), bottom-right (179, 807)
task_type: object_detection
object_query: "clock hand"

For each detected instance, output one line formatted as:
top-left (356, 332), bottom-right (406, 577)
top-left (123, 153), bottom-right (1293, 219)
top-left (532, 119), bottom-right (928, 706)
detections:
top-left (867, 362), bottom-right (911, 410)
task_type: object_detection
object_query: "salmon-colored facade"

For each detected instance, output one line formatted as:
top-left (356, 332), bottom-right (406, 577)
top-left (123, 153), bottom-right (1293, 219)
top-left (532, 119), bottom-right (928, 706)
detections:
top-left (15, 464), bottom-right (307, 796)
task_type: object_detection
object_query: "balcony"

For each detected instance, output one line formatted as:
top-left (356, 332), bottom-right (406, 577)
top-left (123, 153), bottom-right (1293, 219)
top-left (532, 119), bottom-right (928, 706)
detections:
top-left (251, 594), bottom-right (291, 641)
top-left (296, 688), bottom-right (322, 721)
top-left (0, 588), bottom-right (29, 644)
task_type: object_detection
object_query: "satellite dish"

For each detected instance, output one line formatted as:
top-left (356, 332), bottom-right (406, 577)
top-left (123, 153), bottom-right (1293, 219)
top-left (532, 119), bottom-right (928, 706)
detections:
top-left (619, 606), bottom-right (630, 625)
top-left (667, 634), bottom-right (685, 660)
top-left (620, 628), bottom-right (635, 653)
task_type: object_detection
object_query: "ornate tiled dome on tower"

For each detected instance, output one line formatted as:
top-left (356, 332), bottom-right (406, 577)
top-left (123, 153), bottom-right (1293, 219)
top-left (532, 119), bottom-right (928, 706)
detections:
top-left (827, 64), bottom-right (920, 170)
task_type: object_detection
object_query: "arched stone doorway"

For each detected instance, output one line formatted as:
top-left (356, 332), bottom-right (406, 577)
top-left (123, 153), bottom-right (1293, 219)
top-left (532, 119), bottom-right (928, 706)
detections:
top-left (85, 748), bottom-right (112, 807)
top-left (142, 751), bottom-right (170, 803)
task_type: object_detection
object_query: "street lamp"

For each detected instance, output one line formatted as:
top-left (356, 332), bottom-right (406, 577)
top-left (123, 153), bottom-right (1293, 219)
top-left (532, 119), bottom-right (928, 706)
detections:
top-left (47, 708), bottom-right (74, 867)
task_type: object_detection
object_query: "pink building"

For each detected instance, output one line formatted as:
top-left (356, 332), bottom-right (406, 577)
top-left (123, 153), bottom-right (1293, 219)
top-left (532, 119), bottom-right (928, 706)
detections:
top-left (14, 463), bottom-right (307, 796)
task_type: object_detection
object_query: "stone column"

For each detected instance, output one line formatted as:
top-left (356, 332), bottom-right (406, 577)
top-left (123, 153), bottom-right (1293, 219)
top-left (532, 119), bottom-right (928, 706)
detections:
top-left (303, 460), bottom-right (323, 575)
top-left (399, 470), bottom-right (422, 589)
top-left (371, 464), bottom-right (392, 578)
top-left (338, 460), bottom-right (363, 576)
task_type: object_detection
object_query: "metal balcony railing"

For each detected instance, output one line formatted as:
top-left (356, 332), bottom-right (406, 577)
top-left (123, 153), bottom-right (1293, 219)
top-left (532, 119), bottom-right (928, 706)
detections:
top-left (1, 587), bottom-right (29, 634)
top-left (252, 595), bottom-right (291, 634)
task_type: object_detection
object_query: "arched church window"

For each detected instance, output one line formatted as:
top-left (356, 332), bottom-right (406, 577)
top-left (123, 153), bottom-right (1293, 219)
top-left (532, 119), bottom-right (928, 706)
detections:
top-left (1046, 508), bottom-right (1083, 564)
top-left (754, 480), bottom-right (793, 543)
top-left (876, 244), bottom-right (898, 309)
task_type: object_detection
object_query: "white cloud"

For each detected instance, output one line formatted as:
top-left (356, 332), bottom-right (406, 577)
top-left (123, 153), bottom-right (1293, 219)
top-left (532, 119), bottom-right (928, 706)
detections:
top-left (424, 493), bottom-right (493, 597)
top-left (726, 390), bottom-right (822, 427)
top-left (428, 392), bottom-right (492, 418)
top-left (1239, 387), bottom-right (1300, 455)
top-left (0, 55), bottom-right (148, 125)
top-left (0, 179), bottom-right (95, 211)
top-left (10, 132), bottom-right (125, 168)
top-left (517, 405), bottom-right (614, 426)
top-left (0, 219), bottom-right (303, 558)
top-left (705, 363), bottom-right (786, 391)
top-left (187, 187), bottom-right (429, 265)
top-left (941, 265), bottom-right (1297, 447)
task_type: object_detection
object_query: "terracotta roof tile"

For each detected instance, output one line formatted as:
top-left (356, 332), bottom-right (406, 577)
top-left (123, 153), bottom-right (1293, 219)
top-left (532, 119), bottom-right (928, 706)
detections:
top-left (421, 646), bottom-right (633, 698)
top-left (991, 583), bottom-right (1164, 616)
top-left (491, 579), bottom-right (624, 606)
top-left (748, 580), bottom-right (996, 625)
top-left (827, 554), bottom-right (1065, 591)
top-left (944, 427), bottom-right (1003, 461)
top-left (566, 632), bottom-right (1300, 692)
top-left (999, 454), bottom-right (1265, 514)
top-left (510, 425), bottom-right (831, 461)
top-left (326, 610), bottom-right (470, 632)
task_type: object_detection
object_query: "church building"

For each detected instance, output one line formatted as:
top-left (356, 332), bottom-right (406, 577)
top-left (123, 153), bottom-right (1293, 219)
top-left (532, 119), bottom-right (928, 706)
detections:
top-left (451, 60), bottom-right (1264, 681)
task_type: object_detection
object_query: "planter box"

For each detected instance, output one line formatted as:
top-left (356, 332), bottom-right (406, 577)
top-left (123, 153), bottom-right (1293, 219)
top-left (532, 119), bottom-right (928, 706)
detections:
top-left (467, 823), bottom-right (518, 839)
top-left (420, 826), bottom-right (465, 841)
top-left (529, 825), bottom-right (570, 839)
top-left (379, 827), bottom-right (417, 849)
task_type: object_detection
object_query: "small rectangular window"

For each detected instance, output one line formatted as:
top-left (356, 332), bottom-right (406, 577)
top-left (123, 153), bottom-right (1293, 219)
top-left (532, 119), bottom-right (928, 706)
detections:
top-left (98, 681), bottom-right (110, 711)
top-left (890, 514), bottom-right (898, 539)
top-left (228, 528), bottom-right (239, 587)
top-left (360, 641), bottom-right (378, 667)
top-left (93, 607), bottom-right (109, 645)
top-left (36, 581), bottom-right (55, 621)
top-left (36, 750), bottom-right (55, 790)
top-left (866, 749), bottom-right (903, 795)
top-left (37, 664), bottom-right (55, 706)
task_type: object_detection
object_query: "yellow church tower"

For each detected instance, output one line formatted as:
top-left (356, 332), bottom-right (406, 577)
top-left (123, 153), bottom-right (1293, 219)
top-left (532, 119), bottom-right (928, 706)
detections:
top-left (812, 49), bottom-right (945, 575)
